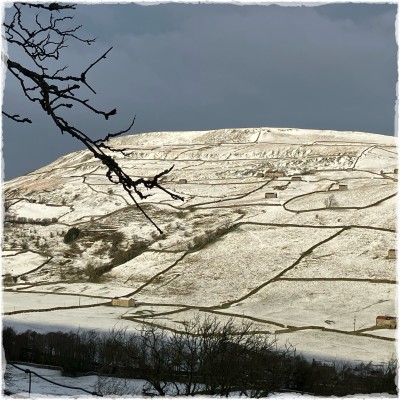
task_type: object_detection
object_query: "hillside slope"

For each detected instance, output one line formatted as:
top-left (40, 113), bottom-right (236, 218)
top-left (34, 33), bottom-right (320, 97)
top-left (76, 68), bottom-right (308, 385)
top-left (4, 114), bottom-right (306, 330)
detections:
top-left (2, 127), bottom-right (397, 365)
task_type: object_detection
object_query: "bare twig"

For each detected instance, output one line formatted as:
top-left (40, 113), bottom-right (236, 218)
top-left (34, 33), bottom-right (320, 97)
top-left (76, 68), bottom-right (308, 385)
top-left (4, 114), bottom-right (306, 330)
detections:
top-left (2, 111), bottom-right (32, 123)
top-left (4, 2), bottom-right (183, 233)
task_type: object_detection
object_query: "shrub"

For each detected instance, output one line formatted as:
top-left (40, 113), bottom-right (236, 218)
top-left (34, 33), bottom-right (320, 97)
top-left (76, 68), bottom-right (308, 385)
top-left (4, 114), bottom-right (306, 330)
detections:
top-left (324, 194), bottom-right (338, 208)
top-left (110, 232), bottom-right (125, 251)
top-left (111, 241), bottom-right (148, 266)
top-left (85, 263), bottom-right (99, 280)
top-left (64, 227), bottom-right (80, 244)
top-left (3, 274), bottom-right (13, 286)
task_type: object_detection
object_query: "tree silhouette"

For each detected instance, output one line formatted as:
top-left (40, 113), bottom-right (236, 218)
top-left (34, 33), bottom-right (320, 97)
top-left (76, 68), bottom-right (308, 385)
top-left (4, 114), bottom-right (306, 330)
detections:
top-left (3, 2), bottom-right (183, 233)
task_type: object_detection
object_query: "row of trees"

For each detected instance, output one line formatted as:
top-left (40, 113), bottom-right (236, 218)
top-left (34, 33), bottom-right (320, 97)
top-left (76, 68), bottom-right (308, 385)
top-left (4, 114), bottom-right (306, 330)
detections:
top-left (3, 317), bottom-right (397, 397)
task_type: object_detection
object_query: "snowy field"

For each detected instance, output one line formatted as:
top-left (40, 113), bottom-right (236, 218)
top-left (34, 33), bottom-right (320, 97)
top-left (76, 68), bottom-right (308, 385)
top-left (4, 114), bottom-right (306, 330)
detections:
top-left (227, 280), bottom-right (396, 332)
top-left (4, 363), bottom-right (147, 397)
top-left (137, 225), bottom-right (341, 306)
top-left (2, 127), bottom-right (397, 369)
top-left (2, 252), bottom-right (48, 276)
top-left (3, 291), bottom-right (106, 313)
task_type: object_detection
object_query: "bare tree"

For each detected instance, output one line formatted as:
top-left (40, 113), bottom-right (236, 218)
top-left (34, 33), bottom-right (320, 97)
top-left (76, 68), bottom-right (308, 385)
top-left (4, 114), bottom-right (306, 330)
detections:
top-left (136, 324), bottom-right (173, 396)
top-left (3, 3), bottom-right (183, 233)
top-left (324, 194), bottom-right (338, 208)
top-left (132, 315), bottom-right (281, 397)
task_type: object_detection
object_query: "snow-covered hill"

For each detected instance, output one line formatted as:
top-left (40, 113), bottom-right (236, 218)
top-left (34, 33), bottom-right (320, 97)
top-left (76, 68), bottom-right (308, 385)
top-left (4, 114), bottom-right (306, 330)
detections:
top-left (2, 127), bottom-right (398, 365)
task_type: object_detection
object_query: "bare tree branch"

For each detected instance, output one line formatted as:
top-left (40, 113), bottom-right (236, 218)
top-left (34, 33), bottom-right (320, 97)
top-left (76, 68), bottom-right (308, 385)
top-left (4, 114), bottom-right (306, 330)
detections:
top-left (2, 111), bottom-right (32, 123)
top-left (3, 2), bottom-right (184, 233)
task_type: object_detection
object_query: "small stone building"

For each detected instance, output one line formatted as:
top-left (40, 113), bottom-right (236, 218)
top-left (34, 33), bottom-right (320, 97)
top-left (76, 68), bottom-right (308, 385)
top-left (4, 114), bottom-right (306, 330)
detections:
top-left (388, 249), bottom-right (396, 259)
top-left (265, 192), bottom-right (277, 199)
top-left (338, 184), bottom-right (347, 191)
top-left (265, 171), bottom-right (285, 178)
top-left (111, 297), bottom-right (137, 307)
top-left (376, 316), bottom-right (397, 329)
top-left (178, 179), bottom-right (187, 184)
top-left (255, 172), bottom-right (264, 177)
top-left (394, 168), bottom-right (398, 174)
top-left (291, 176), bottom-right (302, 181)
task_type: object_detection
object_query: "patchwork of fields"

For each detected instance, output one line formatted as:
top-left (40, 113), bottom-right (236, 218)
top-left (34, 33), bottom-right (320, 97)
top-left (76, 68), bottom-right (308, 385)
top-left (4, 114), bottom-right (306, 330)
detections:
top-left (2, 127), bottom-right (397, 365)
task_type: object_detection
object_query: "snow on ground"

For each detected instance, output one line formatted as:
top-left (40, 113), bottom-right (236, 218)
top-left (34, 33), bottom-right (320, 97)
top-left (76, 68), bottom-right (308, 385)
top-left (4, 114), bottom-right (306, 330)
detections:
top-left (5, 363), bottom-right (397, 398)
top-left (275, 329), bottom-right (396, 366)
top-left (2, 127), bottom-right (397, 368)
top-left (111, 128), bottom-right (259, 147)
top-left (285, 182), bottom-right (396, 212)
top-left (227, 281), bottom-right (396, 332)
top-left (5, 363), bottom-right (147, 397)
top-left (138, 308), bottom-right (280, 333)
top-left (285, 229), bottom-right (396, 280)
top-left (3, 292), bottom-right (105, 313)
top-left (3, 309), bottom-right (396, 377)
top-left (2, 252), bottom-right (48, 276)
top-left (2, 250), bottom-right (22, 256)
top-left (257, 128), bottom-right (395, 145)
top-left (356, 147), bottom-right (398, 172)
top-left (59, 204), bottom-right (117, 224)
top-left (8, 200), bottom-right (70, 220)
top-left (166, 181), bottom-right (263, 200)
top-left (107, 127), bottom-right (396, 148)
top-left (243, 195), bottom-right (396, 231)
top-left (106, 251), bottom-right (186, 286)
top-left (309, 170), bottom-right (379, 180)
top-left (125, 304), bottom-right (186, 318)
top-left (15, 282), bottom-right (134, 298)
top-left (361, 328), bottom-right (397, 339)
top-left (4, 173), bottom-right (65, 195)
top-left (3, 305), bottom-right (141, 334)
top-left (138, 225), bottom-right (340, 306)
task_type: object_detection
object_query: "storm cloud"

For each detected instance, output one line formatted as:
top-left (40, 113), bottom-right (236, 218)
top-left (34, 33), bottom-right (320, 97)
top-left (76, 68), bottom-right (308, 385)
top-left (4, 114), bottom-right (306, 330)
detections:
top-left (2, 3), bottom-right (397, 180)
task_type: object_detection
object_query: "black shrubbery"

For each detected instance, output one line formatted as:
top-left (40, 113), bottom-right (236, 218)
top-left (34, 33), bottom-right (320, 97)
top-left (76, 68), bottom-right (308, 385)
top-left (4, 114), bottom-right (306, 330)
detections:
top-left (3, 319), bottom-right (397, 397)
top-left (189, 224), bottom-right (233, 251)
top-left (110, 241), bottom-right (148, 267)
top-left (63, 228), bottom-right (80, 244)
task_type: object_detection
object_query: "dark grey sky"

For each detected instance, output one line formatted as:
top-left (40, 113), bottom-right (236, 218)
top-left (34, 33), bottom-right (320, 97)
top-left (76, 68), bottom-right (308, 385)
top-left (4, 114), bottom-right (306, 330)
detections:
top-left (2, 2), bottom-right (397, 180)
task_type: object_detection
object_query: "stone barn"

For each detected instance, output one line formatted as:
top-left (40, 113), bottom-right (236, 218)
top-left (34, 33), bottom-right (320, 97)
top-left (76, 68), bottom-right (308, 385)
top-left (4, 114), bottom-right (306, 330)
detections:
top-left (338, 184), bottom-right (347, 191)
top-left (255, 172), bottom-right (264, 177)
top-left (387, 249), bottom-right (396, 259)
top-left (265, 171), bottom-right (285, 178)
top-left (291, 176), bottom-right (302, 181)
top-left (265, 192), bottom-right (277, 199)
top-left (178, 179), bottom-right (187, 184)
top-left (376, 316), bottom-right (397, 329)
top-left (111, 298), bottom-right (137, 307)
